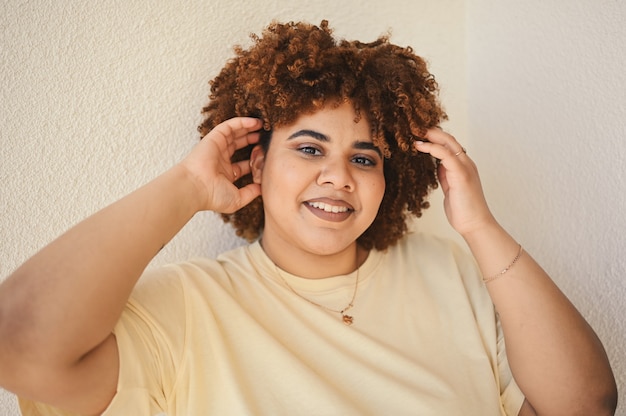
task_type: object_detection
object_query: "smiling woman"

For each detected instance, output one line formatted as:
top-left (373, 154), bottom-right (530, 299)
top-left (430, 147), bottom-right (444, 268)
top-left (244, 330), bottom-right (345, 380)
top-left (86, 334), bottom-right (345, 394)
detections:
top-left (202, 21), bottom-right (442, 250)
top-left (0, 20), bottom-right (617, 416)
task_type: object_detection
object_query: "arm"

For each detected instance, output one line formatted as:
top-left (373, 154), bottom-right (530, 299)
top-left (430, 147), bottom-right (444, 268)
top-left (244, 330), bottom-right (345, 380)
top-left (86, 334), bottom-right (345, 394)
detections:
top-left (0, 117), bottom-right (262, 415)
top-left (415, 130), bottom-right (617, 416)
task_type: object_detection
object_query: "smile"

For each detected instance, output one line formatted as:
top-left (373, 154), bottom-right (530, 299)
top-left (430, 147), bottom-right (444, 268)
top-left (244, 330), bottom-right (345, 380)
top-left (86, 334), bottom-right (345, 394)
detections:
top-left (307, 201), bottom-right (350, 213)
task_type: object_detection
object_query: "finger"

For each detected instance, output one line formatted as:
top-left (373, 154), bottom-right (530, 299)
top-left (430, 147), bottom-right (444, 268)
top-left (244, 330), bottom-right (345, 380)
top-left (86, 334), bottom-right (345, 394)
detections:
top-left (221, 183), bottom-right (262, 214)
top-left (237, 183), bottom-right (262, 207)
top-left (231, 159), bottom-right (253, 181)
top-left (414, 140), bottom-right (463, 163)
top-left (231, 131), bottom-right (261, 151)
top-left (215, 117), bottom-right (263, 135)
top-left (415, 130), bottom-right (467, 162)
top-left (224, 130), bottom-right (262, 159)
top-left (211, 118), bottom-right (263, 147)
top-left (422, 128), bottom-right (466, 157)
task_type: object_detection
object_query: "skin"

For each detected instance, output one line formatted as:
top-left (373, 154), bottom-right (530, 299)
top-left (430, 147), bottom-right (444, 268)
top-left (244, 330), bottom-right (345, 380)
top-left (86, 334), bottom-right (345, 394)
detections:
top-left (250, 103), bottom-right (385, 278)
top-left (0, 104), bottom-right (617, 415)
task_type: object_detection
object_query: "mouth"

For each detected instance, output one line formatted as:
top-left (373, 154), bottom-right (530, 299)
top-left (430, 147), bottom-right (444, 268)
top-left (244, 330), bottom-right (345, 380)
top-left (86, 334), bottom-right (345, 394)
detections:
top-left (304, 199), bottom-right (354, 222)
top-left (307, 201), bottom-right (351, 213)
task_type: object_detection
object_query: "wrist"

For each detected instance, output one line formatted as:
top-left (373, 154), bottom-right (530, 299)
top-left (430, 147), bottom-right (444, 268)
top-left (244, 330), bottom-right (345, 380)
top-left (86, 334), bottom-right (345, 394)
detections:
top-left (460, 219), bottom-right (517, 258)
top-left (457, 215), bottom-right (501, 243)
top-left (167, 164), bottom-right (207, 215)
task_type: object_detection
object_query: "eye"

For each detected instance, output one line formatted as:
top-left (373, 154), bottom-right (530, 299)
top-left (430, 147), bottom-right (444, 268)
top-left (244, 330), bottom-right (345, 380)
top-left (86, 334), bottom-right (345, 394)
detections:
top-left (352, 155), bottom-right (377, 167)
top-left (297, 145), bottom-right (322, 156)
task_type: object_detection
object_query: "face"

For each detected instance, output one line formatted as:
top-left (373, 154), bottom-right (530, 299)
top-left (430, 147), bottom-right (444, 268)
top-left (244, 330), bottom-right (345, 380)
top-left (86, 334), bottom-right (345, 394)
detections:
top-left (250, 102), bottom-right (385, 270)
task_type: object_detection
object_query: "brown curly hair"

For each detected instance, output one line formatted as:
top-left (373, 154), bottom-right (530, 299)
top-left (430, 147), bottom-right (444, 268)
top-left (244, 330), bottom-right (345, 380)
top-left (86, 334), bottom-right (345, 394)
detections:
top-left (198, 20), bottom-right (446, 251)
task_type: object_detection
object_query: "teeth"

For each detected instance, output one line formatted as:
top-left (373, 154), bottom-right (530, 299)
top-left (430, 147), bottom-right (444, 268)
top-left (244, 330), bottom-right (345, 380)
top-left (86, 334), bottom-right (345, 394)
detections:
top-left (308, 201), bottom-right (349, 213)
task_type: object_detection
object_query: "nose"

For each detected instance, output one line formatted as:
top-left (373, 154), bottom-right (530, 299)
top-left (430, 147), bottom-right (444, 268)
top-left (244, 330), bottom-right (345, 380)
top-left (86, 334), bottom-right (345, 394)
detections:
top-left (316, 159), bottom-right (355, 191)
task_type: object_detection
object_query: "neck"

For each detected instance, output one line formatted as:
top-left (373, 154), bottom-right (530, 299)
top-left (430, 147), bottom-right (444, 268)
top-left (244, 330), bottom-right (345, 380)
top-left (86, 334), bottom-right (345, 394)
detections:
top-left (259, 237), bottom-right (366, 279)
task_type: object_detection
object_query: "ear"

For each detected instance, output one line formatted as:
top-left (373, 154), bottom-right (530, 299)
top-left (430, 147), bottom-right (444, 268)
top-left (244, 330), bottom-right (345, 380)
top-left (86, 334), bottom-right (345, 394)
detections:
top-left (249, 144), bottom-right (266, 184)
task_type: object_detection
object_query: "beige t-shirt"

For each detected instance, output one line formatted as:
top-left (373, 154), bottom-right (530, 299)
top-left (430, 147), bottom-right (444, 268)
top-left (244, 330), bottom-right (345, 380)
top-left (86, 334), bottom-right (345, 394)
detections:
top-left (21, 233), bottom-right (524, 415)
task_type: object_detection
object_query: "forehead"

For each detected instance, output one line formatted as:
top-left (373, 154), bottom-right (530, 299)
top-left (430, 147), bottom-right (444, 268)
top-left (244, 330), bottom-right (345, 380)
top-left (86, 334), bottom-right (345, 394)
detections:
top-left (274, 102), bottom-right (373, 140)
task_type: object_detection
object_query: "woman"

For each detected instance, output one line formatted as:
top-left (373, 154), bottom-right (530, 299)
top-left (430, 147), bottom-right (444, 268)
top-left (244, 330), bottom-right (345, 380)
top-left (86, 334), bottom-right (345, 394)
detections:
top-left (0, 20), bottom-right (617, 415)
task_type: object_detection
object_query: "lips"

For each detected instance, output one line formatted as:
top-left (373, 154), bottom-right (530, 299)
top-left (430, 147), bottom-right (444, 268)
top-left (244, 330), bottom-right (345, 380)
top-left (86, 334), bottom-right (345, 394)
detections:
top-left (305, 199), bottom-right (354, 222)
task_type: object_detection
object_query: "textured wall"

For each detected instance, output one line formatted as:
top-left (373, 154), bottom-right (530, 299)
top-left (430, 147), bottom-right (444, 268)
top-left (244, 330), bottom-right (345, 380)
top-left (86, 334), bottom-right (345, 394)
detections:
top-left (467, 1), bottom-right (626, 414)
top-left (3, 1), bottom-right (624, 415)
top-left (0, 0), bottom-right (466, 413)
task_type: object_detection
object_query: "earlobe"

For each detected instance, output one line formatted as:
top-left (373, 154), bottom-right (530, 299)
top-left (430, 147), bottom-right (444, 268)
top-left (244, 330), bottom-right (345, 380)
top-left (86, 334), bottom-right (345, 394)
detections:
top-left (249, 145), bottom-right (266, 184)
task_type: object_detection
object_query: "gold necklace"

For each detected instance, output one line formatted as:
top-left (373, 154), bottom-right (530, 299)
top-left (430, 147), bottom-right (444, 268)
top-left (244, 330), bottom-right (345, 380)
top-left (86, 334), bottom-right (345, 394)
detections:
top-left (275, 264), bottom-right (360, 326)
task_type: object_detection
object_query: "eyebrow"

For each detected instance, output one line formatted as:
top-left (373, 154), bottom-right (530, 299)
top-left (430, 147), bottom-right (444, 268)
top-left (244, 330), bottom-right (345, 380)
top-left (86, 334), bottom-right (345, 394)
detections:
top-left (287, 129), bottom-right (382, 157)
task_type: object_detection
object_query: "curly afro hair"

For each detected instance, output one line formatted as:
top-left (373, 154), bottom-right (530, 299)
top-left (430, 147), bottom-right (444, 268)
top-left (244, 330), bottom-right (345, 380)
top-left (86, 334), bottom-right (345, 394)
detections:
top-left (198, 20), bottom-right (446, 251)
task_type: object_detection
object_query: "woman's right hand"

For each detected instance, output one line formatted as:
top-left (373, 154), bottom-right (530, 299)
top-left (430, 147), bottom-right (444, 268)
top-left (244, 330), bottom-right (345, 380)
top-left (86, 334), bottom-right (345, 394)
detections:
top-left (180, 117), bottom-right (263, 214)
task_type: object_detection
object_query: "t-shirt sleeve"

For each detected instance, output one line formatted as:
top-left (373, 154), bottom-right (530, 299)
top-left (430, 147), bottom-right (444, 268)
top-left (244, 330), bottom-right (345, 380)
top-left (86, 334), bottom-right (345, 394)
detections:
top-left (448, 238), bottom-right (526, 415)
top-left (18, 264), bottom-right (187, 416)
top-left (105, 264), bottom-right (187, 414)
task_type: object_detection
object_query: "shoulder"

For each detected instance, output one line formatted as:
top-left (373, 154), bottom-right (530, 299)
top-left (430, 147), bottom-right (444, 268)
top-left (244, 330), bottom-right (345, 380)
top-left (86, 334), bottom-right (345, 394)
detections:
top-left (383, 232), bottom-right (483, 290)
top-left (126, 243), bottom-right (260, 318)
top-left (390, 232), bottom-right (474, 267)
top-left (387, 232), bottom-right (496, 326)
top-left (134, 243), bottom-right (253, 293)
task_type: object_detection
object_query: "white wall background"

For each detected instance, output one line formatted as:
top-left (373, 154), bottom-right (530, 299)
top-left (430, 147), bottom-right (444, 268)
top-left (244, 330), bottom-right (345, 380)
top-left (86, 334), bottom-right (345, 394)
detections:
top-left (0, 0), bottom-right (623, 414)
top-left (466, 1), bottom-right (626, 415)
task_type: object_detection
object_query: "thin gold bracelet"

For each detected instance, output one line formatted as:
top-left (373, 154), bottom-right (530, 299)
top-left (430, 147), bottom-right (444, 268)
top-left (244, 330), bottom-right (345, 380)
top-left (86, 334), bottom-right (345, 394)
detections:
top-left (482, 244), bottom-right (524, 284)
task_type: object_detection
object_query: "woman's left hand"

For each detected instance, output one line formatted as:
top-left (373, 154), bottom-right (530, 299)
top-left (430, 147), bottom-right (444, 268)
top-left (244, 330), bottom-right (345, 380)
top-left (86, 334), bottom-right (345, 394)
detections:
top-left (414, 128), bottom-right (496, 237)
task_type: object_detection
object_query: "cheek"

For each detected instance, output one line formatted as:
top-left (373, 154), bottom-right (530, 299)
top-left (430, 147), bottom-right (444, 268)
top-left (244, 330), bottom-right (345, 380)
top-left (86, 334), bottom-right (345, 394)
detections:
top-left (261, 160), bottom-right (303, 200)
top-left (375, 182), bottom-right (386, 209)
top-left (363, 174), bottom-right (386, 210)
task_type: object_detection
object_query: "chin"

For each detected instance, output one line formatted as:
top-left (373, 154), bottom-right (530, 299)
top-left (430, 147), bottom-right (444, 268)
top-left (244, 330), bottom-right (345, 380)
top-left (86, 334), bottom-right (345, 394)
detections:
top-left (298, 234), bottom-right (360, 257)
